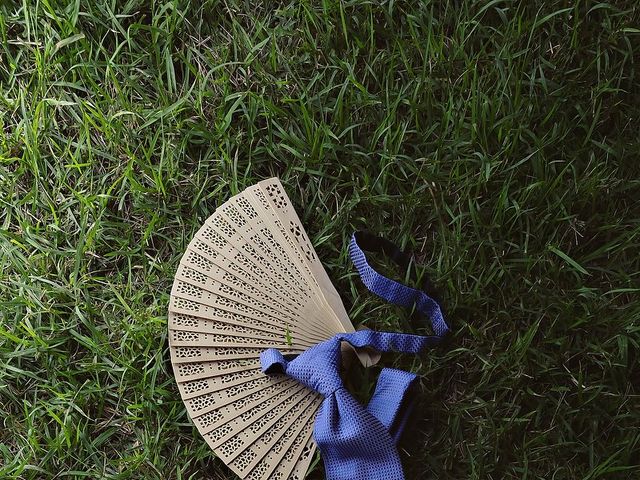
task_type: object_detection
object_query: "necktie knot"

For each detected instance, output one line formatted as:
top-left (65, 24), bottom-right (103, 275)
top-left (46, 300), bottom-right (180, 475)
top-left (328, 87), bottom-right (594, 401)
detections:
top-left (261, 337), bottom-right (344, 397)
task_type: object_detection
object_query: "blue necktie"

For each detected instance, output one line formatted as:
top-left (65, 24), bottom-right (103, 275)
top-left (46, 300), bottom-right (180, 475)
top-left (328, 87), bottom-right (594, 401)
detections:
top-left (261, 232), bottom-right (450, 480)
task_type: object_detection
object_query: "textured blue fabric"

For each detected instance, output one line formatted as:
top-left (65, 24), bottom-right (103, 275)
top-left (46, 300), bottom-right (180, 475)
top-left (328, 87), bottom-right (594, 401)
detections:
top-left (260, 233), bottom-right (450, 480)
top-left (348, 232), bottom-right (449, 338)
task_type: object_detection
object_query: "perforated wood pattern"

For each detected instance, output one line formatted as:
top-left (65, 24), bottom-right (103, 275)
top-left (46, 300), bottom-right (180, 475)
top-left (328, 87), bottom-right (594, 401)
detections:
top-left (169, 178), bottom-right (353, 479)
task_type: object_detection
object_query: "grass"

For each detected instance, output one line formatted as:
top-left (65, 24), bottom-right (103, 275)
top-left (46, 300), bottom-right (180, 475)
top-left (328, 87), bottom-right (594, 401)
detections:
top-left (1, 0), bottom-right (639, 478)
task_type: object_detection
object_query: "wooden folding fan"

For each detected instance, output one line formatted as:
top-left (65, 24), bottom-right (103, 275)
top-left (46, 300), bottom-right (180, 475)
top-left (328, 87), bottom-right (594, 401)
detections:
top-left (168, 178), bottom-right (362, 479)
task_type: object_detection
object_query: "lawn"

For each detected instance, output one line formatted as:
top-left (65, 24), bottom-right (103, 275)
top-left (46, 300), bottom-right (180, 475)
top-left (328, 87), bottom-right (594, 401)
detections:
top-left (1, 0), bottom-right (639, 479)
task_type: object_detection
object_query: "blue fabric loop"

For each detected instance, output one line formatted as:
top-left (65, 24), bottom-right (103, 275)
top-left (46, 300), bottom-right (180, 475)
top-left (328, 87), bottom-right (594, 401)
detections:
top-left (260, 348), bottom-right (288, 373)
top-left (260, 232), bottom-right (450, 480)
top-left (348, 232), bottom-right (449, 338)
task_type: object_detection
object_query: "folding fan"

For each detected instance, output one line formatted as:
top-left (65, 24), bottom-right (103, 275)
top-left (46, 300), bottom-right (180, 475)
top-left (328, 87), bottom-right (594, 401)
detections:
top-left (168, 177), bottom-right (359, 479)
